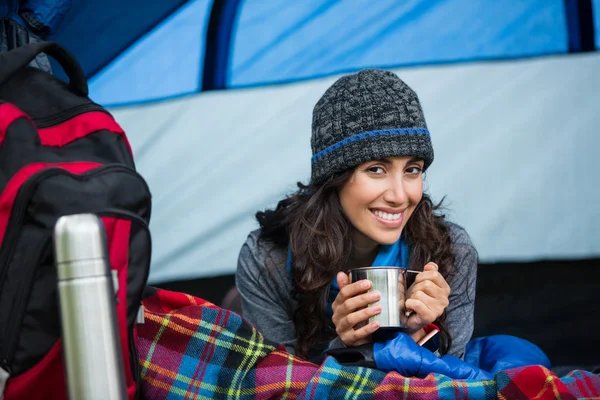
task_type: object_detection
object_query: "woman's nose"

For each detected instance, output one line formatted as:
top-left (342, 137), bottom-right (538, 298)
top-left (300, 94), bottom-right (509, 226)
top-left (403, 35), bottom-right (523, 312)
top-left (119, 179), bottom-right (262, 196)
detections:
top-left (382, 177), bottom-right (407, 205)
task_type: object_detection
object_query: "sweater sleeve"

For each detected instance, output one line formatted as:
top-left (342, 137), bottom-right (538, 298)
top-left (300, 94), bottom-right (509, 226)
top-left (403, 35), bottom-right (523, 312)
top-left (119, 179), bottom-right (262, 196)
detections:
top-left (236, 231), bottom-right (298, 354)
top-left (444, 225), bottom-right (479, 358)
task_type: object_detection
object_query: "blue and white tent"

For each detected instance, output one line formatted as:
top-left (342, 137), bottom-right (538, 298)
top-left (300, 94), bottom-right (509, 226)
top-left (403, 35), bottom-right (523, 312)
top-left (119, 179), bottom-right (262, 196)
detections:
top-left (10, 0), bottom-right (600, 284)
top-left (3, 0), bottom-right (600, 367)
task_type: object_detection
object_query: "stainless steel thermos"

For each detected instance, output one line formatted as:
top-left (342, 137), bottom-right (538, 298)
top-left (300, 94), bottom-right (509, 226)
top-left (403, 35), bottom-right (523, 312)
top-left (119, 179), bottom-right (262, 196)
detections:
top-left (54, 214), bottom-right (127, 400)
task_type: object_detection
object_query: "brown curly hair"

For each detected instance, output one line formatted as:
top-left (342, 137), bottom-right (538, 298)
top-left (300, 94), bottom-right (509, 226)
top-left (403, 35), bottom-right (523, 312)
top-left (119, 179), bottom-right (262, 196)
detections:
top-left (256, 169), bottom-right (456, 359)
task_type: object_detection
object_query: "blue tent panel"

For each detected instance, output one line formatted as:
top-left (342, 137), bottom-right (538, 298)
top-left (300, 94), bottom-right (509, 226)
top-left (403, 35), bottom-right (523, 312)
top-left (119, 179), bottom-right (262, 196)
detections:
top-left (88, 0), bottom-right (213, 106)
top-left (228, 0), bottom-right (568, 87)
top-left (48, 0), bottom-right (189, 79)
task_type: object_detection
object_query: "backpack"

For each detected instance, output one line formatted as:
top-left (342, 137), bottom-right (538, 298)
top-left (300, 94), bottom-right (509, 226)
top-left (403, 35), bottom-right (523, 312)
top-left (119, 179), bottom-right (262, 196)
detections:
top-left (0, 42), bottom-right (151, 400)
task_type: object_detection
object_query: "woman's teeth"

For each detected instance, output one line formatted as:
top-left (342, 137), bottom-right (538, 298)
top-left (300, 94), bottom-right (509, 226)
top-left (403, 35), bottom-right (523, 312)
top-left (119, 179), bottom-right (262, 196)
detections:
top-left (372, 210), bottom-right (401, 221)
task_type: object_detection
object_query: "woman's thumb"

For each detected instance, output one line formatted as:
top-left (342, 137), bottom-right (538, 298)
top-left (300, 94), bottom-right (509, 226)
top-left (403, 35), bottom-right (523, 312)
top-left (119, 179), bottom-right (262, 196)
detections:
top-left (337, 271), bottom-right (349, 288)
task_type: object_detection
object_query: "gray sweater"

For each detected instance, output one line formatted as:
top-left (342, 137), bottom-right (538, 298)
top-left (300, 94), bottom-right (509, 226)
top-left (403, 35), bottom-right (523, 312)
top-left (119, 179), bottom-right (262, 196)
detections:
top-left (236, 222), bottom-right (478, 358)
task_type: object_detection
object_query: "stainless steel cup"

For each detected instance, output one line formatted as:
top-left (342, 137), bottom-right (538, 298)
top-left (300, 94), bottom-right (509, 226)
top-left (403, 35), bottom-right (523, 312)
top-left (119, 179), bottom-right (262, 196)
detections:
top-left (349, 267), bottom-right (419, 330)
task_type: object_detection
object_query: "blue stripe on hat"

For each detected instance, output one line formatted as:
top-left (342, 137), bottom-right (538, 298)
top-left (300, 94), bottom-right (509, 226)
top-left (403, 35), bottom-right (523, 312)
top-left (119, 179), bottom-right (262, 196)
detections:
top-left (311, 127), bottom-right (430, 162)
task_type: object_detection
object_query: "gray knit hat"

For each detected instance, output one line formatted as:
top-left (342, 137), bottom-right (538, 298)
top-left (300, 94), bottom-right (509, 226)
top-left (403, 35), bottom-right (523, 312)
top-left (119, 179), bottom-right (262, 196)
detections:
top-left (311, 69), bottom-right (434, 183)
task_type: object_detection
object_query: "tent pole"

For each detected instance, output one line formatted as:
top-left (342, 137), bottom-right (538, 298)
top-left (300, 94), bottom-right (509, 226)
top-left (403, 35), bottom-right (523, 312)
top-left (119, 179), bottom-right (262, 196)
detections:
top-left (202, 0), bottom-right (241, 91)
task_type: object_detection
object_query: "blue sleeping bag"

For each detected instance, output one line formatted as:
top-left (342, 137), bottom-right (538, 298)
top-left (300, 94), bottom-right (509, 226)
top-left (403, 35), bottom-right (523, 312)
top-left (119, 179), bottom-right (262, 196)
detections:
top-left (374, 333), bottom-right (551, 379)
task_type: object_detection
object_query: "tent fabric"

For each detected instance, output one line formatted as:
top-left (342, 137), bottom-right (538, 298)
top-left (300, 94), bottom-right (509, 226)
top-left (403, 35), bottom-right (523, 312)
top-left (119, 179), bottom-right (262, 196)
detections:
top-left (594, 0), bottom-right (600, 48)
top-left (7, 0), bottom-right (597, 282)
top-left (46, 0), bottom-right (189, 79)
top-left (51, 0), bottom-right (579, 107)
top-left (108, 52), bottom-right (600, 283)
top-left (88, 0), bottom-right (213, 105)
top-left (228, 0), bottom-right (569, 87)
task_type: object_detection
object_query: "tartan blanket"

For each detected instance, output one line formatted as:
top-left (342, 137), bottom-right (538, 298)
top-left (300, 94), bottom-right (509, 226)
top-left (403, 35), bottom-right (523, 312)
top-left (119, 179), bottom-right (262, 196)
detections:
top-left (137, 287), bottom-right (600, 399)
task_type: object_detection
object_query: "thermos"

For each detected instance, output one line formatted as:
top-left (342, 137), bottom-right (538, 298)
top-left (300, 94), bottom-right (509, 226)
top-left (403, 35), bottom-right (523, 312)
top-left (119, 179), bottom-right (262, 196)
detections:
top-left (54, 214), bottom-right (127, 400)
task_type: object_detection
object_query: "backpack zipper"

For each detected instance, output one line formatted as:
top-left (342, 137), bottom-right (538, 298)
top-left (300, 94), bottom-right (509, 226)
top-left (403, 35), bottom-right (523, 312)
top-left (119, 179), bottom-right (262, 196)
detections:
top-left (32, 103), bottom-right (111, 128)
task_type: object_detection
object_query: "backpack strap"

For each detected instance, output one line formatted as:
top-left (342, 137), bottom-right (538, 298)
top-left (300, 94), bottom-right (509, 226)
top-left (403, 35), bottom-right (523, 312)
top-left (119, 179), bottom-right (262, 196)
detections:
top-left (0, 41), bottom-right (88, 96)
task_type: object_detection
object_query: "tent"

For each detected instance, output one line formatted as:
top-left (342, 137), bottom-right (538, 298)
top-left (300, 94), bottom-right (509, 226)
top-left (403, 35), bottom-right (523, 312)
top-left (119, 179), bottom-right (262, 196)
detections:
top-left (7, 0), bottom-right (600, 365)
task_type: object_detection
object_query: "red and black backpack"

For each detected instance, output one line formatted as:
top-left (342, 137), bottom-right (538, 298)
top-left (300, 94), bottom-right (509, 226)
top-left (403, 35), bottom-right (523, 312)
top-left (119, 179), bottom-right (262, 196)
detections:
top-left (0, 42), bottom-right (151, 399)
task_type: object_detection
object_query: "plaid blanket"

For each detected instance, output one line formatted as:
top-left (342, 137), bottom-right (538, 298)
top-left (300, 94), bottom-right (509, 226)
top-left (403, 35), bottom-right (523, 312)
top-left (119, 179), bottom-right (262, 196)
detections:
top-left (137, 288), bottom-right (600, 399)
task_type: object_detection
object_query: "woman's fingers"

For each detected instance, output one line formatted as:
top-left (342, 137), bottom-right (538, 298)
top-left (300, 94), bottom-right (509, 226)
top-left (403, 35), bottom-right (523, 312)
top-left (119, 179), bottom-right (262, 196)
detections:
top-left (333, 290), bottom-right (380, 326)
top-left (339, 318), bottom-right (380, 345)
top-left (409, 280), bottom-right (448, 303)
top-left (336, 271), bottom-right (350, 289)
top-left (424, 262), bottom-right (438, 272)
top-left (341, 291), bottom-right (380, 314)
top-left (332, 278), bottom-right (371, 309)
top-left (405, 290), bottom-right (444, 330)
top-left (414, 263), bottom-right (450, 289)
top-left (331, 278), bottom-right (382, 346)
top-left (340, 279), bottom-right (372, 298)
top-left (336, 304), bottom-right (382, 332)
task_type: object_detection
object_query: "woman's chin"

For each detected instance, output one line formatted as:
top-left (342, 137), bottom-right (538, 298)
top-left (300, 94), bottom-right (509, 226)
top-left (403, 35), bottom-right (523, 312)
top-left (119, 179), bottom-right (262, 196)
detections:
top-left (372, 231), bottom-right (402, 246)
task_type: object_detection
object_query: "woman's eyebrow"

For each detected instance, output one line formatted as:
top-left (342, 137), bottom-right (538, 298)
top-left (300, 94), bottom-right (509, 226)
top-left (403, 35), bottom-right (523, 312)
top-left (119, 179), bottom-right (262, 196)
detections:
top-left (372, 157), bottom-right (423, 165)
top-left (406, 157), bottom-right (424, 164)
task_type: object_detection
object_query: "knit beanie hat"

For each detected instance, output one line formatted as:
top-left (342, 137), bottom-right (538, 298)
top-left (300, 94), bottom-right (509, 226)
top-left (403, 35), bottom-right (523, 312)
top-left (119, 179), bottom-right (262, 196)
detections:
top-left (311, 69), bottom-right (434, 183)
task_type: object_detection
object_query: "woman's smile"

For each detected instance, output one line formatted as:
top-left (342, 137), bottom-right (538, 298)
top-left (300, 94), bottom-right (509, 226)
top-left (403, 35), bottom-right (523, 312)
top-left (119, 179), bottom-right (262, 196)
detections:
top-left (369, 208), bottom-right (404, 228)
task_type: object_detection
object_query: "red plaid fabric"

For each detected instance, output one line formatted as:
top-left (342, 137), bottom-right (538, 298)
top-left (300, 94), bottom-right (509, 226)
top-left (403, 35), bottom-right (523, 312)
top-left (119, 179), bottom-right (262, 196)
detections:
top-left (137, 287), bottom-right (600, 399)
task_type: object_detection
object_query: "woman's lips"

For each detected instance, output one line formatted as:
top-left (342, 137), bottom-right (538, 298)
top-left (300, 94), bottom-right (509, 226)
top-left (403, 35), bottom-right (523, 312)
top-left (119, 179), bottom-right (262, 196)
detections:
top-left (370, 209), bottom-right (404, 228)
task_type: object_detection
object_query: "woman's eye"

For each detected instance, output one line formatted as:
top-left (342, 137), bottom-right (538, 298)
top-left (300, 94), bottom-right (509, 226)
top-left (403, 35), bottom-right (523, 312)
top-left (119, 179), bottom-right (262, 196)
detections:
top-left (405, 166), bottom-right (422, 174)
top-left (367, 166), bottom-right (385, 174)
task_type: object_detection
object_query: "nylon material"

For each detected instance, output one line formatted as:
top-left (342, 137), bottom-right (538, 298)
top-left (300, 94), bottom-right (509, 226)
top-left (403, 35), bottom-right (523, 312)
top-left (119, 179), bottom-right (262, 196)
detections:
top-left (103, 216), bottom-right (137, 397)
top-left (228, 0), bottom-right (567, 87)
top-left (6, 229), bottom-right (56, 376)
top-left (109, 54), bottom-right (600, 282)
top-left (47, 0), bottom-right (189, 80)
top-left (18, 0), bottom-right (71, 33)
top-left (126, 222), bottom-right (152, 326)
top-left (37, 112), bottom-right (132, 157)
top-left (50, 0), bottom-right (571, 103)
top-left (88, 0), bottom-right (212, 106)
top-left (3, 341), bottom-right (67, 400)
top-left (594, 0), bottom-right (600, 49)
top-left (0, 69), bottom-right (87, 117)
top-left (3, 170), bottom-right (149, 376)
top-left (374, 333), bottom-right (549, 379)
top-left (0, 18), bottom-right (51, 73)
top-left (0, 46), bottom-right (150, 397)
top-left (0, 103), bottom-right (31, 146)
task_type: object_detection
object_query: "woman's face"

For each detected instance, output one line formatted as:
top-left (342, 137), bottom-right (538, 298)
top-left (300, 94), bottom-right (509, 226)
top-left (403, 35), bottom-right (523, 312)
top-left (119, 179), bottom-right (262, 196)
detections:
top-left (339, 156), bottom-right (424, 246)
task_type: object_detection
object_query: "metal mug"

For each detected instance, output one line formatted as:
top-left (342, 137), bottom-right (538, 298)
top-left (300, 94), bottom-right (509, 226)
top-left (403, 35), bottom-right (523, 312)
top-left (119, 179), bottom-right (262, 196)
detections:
top-left (349, 267), bottom-right (420, 331)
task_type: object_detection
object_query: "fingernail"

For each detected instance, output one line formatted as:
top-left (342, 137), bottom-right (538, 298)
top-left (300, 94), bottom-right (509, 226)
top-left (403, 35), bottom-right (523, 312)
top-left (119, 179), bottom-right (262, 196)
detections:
top-left (370, 291), bottom-right (380, 300)
top-left (371, 322), bottom-right (380, 330)
top-left (361, 280), bottom-right (371, 289)
top-left (371, 305), bottom-right (382, 313)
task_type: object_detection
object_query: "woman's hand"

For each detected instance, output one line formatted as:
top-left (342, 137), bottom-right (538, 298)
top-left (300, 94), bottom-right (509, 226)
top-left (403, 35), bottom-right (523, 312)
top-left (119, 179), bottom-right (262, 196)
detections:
top-left (405, 262), bottom-right (450, 335)
top-left (331, 272), bottom-right (382, 346)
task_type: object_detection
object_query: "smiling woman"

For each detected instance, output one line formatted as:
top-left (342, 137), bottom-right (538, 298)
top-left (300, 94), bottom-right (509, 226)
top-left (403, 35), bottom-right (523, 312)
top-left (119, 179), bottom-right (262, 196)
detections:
top-left (235, 69), bottom-right (477, 361)
top-left (339, 156), bottom-right (425, 245)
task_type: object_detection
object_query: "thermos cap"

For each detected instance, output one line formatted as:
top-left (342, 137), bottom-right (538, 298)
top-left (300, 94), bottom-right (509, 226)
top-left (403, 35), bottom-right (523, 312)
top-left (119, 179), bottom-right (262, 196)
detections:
top-left (54, 214), bottom-right (110, 280)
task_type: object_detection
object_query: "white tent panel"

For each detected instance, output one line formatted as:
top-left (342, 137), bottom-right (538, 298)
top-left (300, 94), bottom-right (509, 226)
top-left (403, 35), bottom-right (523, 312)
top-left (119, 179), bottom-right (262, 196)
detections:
top-left (109, 53), bottom-right (600, 283)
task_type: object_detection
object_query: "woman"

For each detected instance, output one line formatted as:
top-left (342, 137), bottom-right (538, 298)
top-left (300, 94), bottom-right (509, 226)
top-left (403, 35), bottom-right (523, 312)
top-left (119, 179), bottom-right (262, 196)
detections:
top-left (236, 69), bottom-right (478, 360)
